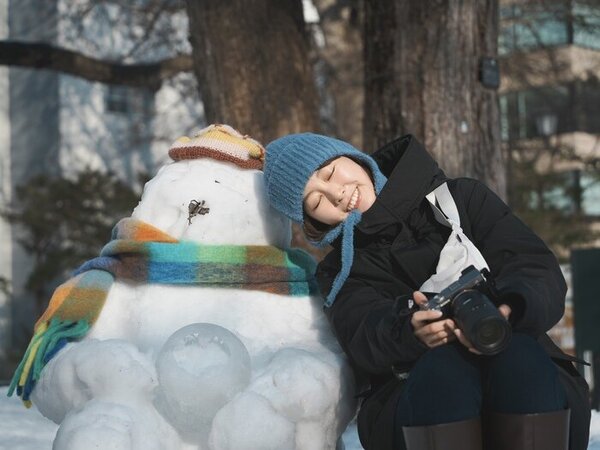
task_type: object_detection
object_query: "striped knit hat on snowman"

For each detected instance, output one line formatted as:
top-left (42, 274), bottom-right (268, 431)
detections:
top-left (169, 124), bottom-right (265, 170)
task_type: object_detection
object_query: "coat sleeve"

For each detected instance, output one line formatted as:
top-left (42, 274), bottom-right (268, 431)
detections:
top-left (458, 178), bottom-right (567, 335)
top-left (318, 260), bottom-right (429, 374)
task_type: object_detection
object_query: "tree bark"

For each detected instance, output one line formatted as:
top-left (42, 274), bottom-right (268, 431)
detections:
top-left (0, 41), bottom-right (192, 89)
top-left (312, 0), bottom-right (364, 148)
top-left (186, 0), bottom-right (320, 144)
top-left (363, 0), bottom-right (506, 198)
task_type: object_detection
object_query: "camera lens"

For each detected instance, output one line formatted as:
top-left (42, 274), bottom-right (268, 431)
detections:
top-left (452, 290), bottom-right (512, 355)
top-left (476, 317), bottom-right (509, 350)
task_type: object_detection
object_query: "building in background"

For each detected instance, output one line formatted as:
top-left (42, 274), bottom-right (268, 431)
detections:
top-left (0, 0), bottom-right (203, 368)
top-left (498, 0), bottom-right (600, 386)
top-left (499, 0), bottom-right (600, 247)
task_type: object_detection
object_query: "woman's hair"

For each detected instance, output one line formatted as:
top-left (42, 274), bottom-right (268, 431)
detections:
top-left (303, 213), bottom-right (334, 242)
top-left (301, 155), bottom-right (376, 243)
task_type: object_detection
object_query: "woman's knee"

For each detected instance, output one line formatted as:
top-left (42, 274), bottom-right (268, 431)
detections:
top-left (487, 333), bottom-right (557, 381)
top-left (396, 343), bottom-right (482, 425)
top-left (484, 333), bottom-right (567, 413)
top-left (407, 344), bottom-right (479, 393)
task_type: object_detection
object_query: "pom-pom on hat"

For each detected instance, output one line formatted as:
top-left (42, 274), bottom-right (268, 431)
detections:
top-left (169, 124), bottom-right (265, 170)
top-left (264, 133), bottom-right (387, 307)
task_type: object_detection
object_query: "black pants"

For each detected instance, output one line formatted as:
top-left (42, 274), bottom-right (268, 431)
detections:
top-left (394, 333), bottom-right (568, 428)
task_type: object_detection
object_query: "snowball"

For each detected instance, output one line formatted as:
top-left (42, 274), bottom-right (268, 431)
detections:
top-left (250, 348), bottom-right (339, 421)
top-left (53, 399), bottom-right (181, 450)
top-left (208, 392), bottom-right (295, 450)
top-left (155, 323), bottom-right (251, 432)
top-left (32, 339), bottom-right (157, 424)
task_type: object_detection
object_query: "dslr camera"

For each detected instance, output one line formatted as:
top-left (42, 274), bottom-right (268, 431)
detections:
top-left (421, 265), bottom-right (511, 355)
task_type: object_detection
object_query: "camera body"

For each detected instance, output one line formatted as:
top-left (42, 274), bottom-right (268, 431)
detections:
top-left (422, 265), bottom-right (511, 355)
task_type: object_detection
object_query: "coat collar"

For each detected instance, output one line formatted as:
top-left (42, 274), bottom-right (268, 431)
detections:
top-left (357, 135), bottom-right (447, 234)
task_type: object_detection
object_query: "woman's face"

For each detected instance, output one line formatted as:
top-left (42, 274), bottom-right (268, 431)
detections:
top-left (303, 156), bottom-right (376, 226)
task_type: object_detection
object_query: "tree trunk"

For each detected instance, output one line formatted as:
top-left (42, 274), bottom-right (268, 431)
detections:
top-left (312, 0), bottom-right (364, 148)
top-left (363, 0), bottom-right (506, 198)
top-left (186, 0), bottom-right (320, 144)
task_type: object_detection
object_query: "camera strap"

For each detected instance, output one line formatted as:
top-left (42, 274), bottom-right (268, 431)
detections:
top-left (425, 182), bottom-right (461, 225)
top-left (420, 183), bottom-right (489, 293)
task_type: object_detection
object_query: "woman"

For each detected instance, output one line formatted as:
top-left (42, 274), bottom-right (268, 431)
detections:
top-left (263, 132), bottom-right (590, 450)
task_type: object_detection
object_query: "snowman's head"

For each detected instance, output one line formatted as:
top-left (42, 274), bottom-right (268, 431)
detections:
top-left (131, 125), bottom-right (291, 247)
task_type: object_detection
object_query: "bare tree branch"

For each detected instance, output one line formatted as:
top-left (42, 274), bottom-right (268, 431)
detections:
top-left (0, 40), bottom-right (193, 89)
top-left (122, 1), bottom-right (169, 59)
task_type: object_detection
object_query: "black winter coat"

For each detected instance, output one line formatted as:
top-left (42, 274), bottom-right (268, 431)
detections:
top-left (316, 135), bottom-right (590, 450)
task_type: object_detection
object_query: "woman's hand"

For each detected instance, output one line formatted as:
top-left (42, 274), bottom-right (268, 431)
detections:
top-left (410, 291), bottom-right (457, 348)
top-left (498, 304), bottom-right (512, 320)
top-left (411, 292), bottom-right (513, 352)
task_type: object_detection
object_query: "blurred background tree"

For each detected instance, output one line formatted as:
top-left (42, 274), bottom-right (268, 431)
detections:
top-left (2, 170), bottom-right (143, 316)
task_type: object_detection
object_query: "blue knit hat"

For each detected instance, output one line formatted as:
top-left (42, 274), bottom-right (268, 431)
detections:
top-left (264, 133), bottom-right (387, 307)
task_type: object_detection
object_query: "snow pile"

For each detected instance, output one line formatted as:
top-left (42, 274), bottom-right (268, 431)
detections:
top-left (24, 148), bottom-right (356, 449)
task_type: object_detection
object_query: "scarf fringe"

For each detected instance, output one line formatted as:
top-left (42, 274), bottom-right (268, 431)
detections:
top-left (8, 318), bottom-right (91, 406)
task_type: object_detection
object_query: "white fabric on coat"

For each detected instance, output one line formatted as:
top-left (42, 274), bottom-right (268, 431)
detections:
top-left (419, 182), bottom-right (489, 293)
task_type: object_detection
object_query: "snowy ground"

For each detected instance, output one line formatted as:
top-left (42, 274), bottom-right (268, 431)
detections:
top-left (0, 386), bottom-right (598, 450)
top-left (0, 386), bottom-right (363, 450)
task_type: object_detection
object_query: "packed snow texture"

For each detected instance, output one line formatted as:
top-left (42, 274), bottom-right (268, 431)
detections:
top-left (2, 386), bottom-right (600, 449)
top-left (24, 157), bottom-right (357, 449)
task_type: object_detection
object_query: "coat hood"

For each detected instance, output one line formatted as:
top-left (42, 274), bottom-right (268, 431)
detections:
top-left (357, 135), bottom-right (448, 234)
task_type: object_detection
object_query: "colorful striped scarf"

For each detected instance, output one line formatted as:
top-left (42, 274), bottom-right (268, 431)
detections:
top-left (8, 218), bottom-right (318, 406)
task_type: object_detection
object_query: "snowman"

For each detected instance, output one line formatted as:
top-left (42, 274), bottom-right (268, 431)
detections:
top-left (9, 125), bottom-right (356, 450)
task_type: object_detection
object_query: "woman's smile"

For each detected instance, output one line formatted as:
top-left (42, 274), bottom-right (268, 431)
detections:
top-left (347, 187), bottom-right (360, 212)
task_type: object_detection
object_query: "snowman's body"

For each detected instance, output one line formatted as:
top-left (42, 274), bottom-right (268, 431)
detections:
top-left (30, 157), bottom-right (356, 450)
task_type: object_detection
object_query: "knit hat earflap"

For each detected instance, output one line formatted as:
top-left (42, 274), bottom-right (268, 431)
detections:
top-left (264, 133), bottom-right (387, 307)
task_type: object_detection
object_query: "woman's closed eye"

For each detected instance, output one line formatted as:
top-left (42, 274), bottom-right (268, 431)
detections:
top-left (327, 166), bottom-right (336, 180)
top-left (312, 194), bottom-right (323, 210)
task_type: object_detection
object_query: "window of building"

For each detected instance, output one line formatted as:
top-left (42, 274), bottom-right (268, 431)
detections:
top-left (105, 85), bottom-right (153, 117)
top-left (105, 85), bottom-right (130, 114)
top-left (530, 170), bottom-right (599, 218)
top-left (500, 3), bottom-right (570, 55)
top-left (500, 80), bottom-right (600, 141)
top-left (576, 79), bottom-right (600, 134)
top-left (537, 171), bottom-right (580, 215)
top-left (573, 1), bottom-right (600, 50)
top-left (501, 85), bottom-right (572, 141)
top-left (500, 1), bottom-right (600, 54)
top-left (541, 183), bottom-right (575, 214)
top-left (581, 171), bottom-right (600, 216)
